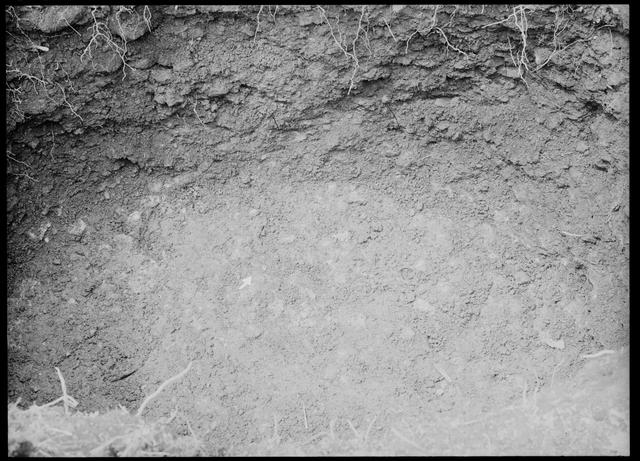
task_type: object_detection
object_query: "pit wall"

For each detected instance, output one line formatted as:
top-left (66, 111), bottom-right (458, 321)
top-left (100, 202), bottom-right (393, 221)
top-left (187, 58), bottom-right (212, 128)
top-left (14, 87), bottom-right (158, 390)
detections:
top-left (6, 4), bottom-right (629, 172)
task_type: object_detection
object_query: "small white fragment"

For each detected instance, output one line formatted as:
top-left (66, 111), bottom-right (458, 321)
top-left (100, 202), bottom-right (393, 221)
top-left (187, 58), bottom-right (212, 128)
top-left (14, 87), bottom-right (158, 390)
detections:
top-left (239, 276), bottom-right (252, 290)
top-left (539, 330), bottom-right (565, 349)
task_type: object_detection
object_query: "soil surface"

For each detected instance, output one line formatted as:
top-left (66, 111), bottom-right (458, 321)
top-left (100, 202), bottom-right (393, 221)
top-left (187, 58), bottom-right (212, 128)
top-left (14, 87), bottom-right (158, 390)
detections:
top-left (6, 4), bottom-right (629, 455)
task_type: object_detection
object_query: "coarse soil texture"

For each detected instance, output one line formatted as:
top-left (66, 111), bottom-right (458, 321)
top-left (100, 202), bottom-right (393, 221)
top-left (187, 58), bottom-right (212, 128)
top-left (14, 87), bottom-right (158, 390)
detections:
top-left (6, 4), bottom-right (629, 456)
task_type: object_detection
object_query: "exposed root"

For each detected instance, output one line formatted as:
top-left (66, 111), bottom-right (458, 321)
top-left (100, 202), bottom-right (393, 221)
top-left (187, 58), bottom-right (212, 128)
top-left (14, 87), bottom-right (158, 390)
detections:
top-left (317, 5), bottom-right (368, 95)
top-left (253, 5), bottom-right (264, 45)
top-left (405, 5), bottom-right (439, 54)
top-left (402, 5), bottom-right (468, 59)
top-left (362, 9), bottom-right (373, 57)
top-left (192, 99), bottom-right (206, 127)
top-left (7, 150), bottom-right (32, 169)
top-left (582, 349), bottom-right (616, 359)
top-left (136, 362), bottom-right (193, 417)
top-left (302, 401), bottom-right (309, 430)
top-left (41, 368), bottom-right (79, 415)
top-left (268, 5), bottom-right (278, 24)
top-left (484, 5), bottom-right (534, 88)
top-left (383, 18), bottom-right (398, 42)
top-left (64, 17), bottom-right (82, 36)
top-left (54, 81), bottom-right (83, 121)
top-left (346, 419), bottom-right (360, 438)
top-left (363, 415), bottom-right (377, 444)
top-left (81, 6), bottom-right (133, 81)
top-left (434, 26), bottom-right (468, 57)
top-left (142, 5), bottom-right (152, 32)
top-left (6, 62), bottom-right (48, 90)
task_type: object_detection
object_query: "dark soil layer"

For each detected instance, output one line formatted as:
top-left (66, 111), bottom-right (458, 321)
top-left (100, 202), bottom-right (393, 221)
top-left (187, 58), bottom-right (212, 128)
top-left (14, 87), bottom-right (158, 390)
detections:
top-left (6, 5), bottom-right (628, 455)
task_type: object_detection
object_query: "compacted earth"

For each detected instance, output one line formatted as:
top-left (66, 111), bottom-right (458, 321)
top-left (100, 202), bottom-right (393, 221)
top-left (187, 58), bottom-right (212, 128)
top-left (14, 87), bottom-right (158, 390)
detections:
top-left (6, 4), bottom-right (629, 455)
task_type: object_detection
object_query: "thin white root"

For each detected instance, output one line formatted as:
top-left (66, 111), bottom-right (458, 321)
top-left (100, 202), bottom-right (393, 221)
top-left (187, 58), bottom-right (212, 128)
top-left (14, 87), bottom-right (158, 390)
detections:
top-left (42, 367), bottom-right (78, 415)
top-left (136, 361), bottom-right (193, 417)
top-left (485, 5), bottom-right (533, 88)
top-left (582, 349), bottom-right (616, 359)
top-left (434, 26), bottom-right (468, 57)
top-left (364, 415), bottom-right (376, 444)
top-left (253, 5), bottom-right (264, 45)
top-left (302, 402), bottom-right (309, 429)
top-left (193, 100), bottom-right (206, 127)
top-left (317, 5), bottom-right (367, 95)
top-left (383, 18), bottom-right (397, 42)
top-left (346, 419), bottom-right (359, 438)
top-left (559, 230), bottom-right (585, 237)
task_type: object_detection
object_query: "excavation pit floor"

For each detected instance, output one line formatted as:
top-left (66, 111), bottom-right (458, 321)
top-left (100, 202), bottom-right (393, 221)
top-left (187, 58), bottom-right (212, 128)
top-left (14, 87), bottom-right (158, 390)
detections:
top-left (7, 161), bottom-right (629, 455)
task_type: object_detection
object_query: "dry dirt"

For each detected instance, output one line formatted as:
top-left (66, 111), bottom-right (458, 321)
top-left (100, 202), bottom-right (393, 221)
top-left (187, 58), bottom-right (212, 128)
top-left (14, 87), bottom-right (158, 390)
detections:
top-left (5, 4), bottom-right (629, 456)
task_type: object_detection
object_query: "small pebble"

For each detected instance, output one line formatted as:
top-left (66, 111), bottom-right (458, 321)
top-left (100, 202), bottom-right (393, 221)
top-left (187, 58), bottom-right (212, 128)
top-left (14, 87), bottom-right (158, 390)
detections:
top-left (68, 219), bottom-right (87, 237)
